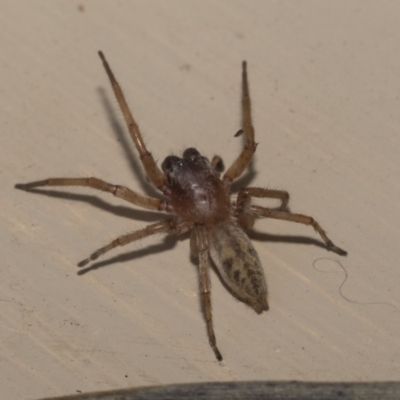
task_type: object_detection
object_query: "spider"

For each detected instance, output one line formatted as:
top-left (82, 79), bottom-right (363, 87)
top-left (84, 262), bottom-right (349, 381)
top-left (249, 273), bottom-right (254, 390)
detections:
top-left (16, 51), bottom-right (347, 361)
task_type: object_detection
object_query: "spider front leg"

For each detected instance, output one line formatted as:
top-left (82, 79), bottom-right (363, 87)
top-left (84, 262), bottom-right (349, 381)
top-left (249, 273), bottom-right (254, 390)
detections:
top-left (79, 219), bottom-right (174, 267)
top-left (223, 61), bottom-right (257, 184)
top-left (98, 51), bottom-right (167, 192)
top-left (191, 224), bottom-right (222, 361)
top-left (250, 205), bottom-right (347, 256)
top-left (15, 177), bottom-right (167, 212)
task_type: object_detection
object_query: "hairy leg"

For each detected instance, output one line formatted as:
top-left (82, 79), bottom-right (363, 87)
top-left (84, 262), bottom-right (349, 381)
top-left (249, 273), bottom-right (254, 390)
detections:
top-left (16, 177), bottom-right (167, 212)
top-left (223, 61), bottom-right (257, 184)
top-left (98, 51), bottom-right (167, 192)
top-left (192, 224), bottom-right (222, 361)
top-left (237, 187), bottom-right (290, 212)
top-left (79, 219), bottom-right (173, 267)
top-left (251, 205), bottom-right (347, 256)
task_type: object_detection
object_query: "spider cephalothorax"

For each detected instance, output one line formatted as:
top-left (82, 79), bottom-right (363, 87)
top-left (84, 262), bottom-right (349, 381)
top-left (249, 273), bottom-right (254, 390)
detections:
top-left (162, 148), bottom-right (231, 228)
top-left (16, 52), bottom-right (347, 361)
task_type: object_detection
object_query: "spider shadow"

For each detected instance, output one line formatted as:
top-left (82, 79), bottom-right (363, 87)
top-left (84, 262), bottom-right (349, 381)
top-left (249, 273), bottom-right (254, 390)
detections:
top-left (248, 229), bottom-right (329, 251)
top-left (78, 232), bottom-right (184, 275)
top-left (18, 188), bottom-right (164, 223)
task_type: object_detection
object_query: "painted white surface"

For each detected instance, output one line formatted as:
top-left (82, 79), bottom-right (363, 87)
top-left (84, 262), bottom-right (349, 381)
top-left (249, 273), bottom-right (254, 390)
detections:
top-left (2, 1), bottom-right (400, 398)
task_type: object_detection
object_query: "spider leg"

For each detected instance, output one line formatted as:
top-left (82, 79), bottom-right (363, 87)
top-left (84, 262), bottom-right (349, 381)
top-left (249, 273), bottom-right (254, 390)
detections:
top-left (223, 61), bottom-right (257, 184)
top-left (98, 51), bottom-right (167, 192)
top-left (192, 224), bottom-right (223, 361)
top-left (250, 205), bottom-right (347, 256)
top-left (16, 177), bottom-right (167, 212)
top-left (210, 155), bottom-right (224, 173)
top-left (78, 219), bottom-right (173, 267)
top-left (237, 186), bottom-right (290, 212)
top-left (235, 186), bottom-right (289, 230)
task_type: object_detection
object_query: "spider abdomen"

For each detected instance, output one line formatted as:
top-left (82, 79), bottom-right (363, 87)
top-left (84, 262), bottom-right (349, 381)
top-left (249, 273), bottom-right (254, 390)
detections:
top-left (208, 222), bottom-right (269, 314)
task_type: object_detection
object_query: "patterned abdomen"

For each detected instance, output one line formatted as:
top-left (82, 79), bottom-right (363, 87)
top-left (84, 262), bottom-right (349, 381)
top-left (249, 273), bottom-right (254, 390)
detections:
top-left (208, 223), bottom-right (268, 313)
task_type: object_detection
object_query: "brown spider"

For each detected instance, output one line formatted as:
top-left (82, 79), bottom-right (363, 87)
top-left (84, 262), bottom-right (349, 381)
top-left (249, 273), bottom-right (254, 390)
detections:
top-left (16, 51), bottom-right (347, 361)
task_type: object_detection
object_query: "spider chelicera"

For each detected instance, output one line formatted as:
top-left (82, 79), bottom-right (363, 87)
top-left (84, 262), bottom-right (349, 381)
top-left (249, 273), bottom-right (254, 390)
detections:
top-left (16, 51), bottom-right (347, 361)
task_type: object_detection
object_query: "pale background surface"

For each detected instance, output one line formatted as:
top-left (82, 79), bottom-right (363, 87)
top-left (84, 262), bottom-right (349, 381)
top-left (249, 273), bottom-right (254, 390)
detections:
top-left (2, 1), bottom-right (400, 399)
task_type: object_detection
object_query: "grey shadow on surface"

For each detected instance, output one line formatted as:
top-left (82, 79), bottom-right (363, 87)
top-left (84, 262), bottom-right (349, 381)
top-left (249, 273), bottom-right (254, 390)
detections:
top-left (78, 233), bottom-right (181, 275)
top-left (16, 188), bottom-right (165, 223)
top-left (248, 229), bottom-right (330, 251)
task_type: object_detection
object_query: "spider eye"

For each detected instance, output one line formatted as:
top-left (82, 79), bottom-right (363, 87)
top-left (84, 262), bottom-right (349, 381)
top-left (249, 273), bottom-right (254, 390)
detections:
top-left (182, 148), bottom-right (200, 160)
top-left (161, 156), bottom-right (181, 173)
